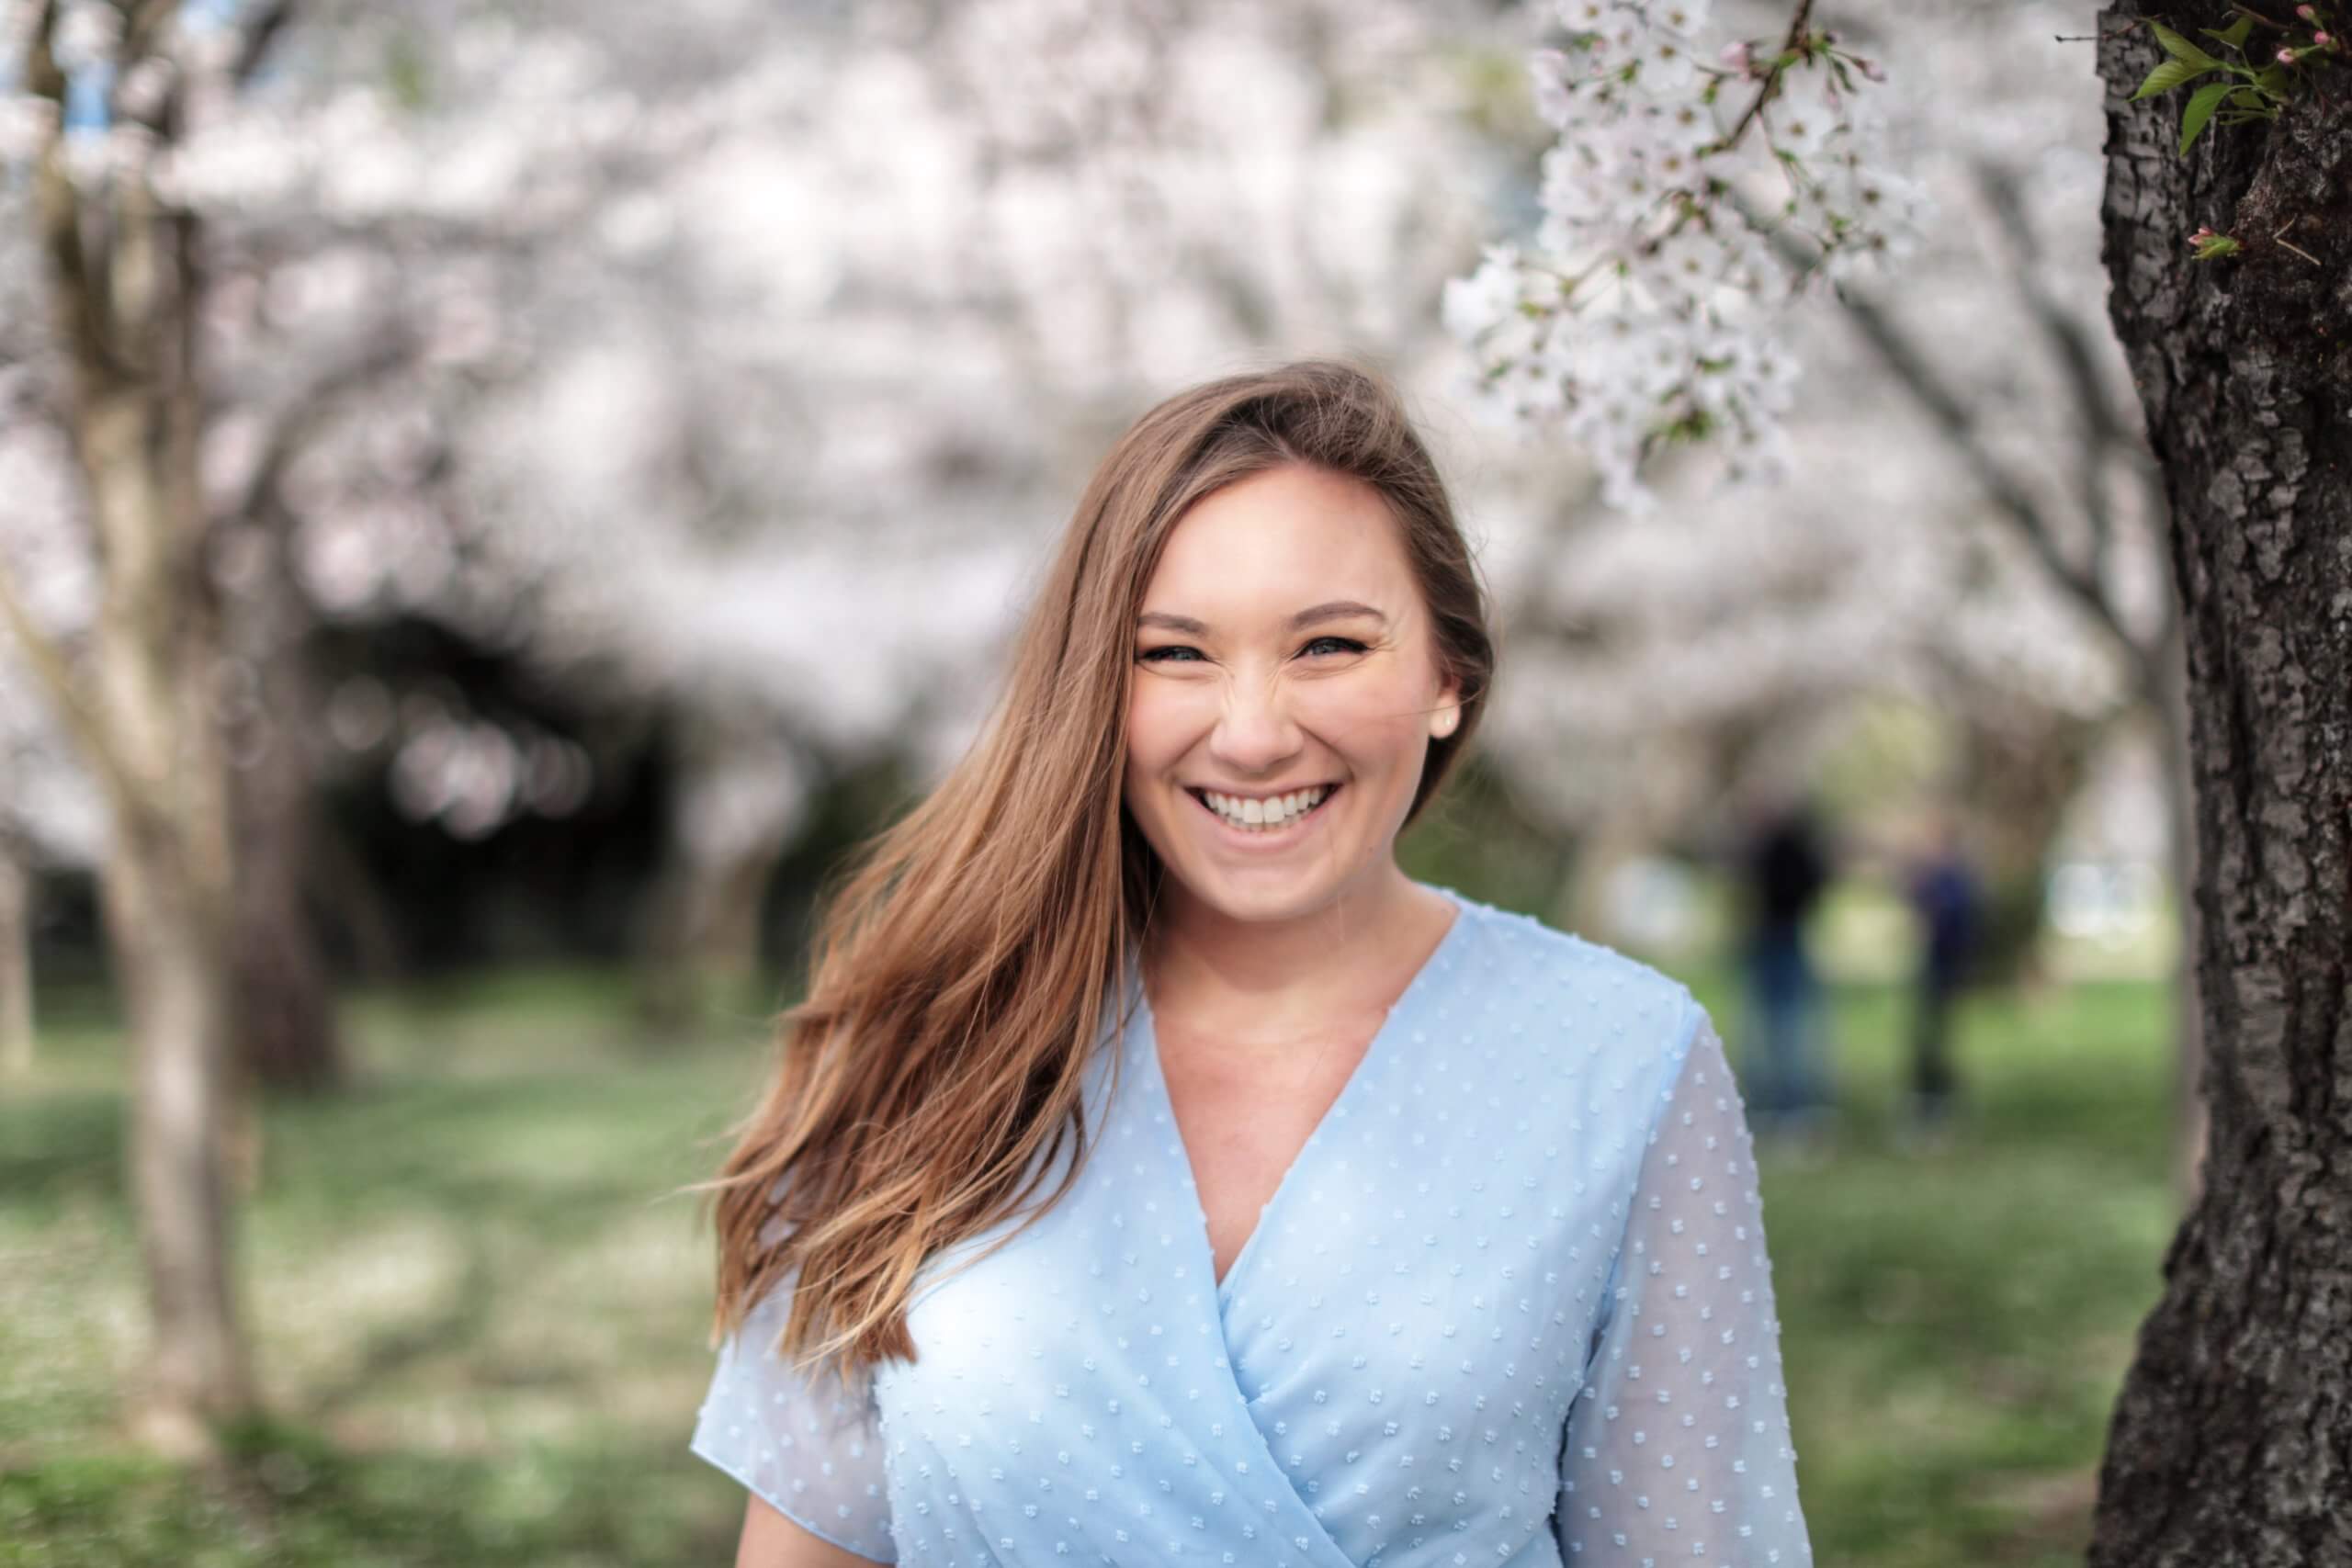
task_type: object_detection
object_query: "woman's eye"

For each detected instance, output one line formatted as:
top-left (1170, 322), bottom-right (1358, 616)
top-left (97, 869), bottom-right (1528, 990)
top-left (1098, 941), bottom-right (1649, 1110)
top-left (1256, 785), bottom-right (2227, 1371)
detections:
top-left (1137, 637), bottom-right (1365, 665)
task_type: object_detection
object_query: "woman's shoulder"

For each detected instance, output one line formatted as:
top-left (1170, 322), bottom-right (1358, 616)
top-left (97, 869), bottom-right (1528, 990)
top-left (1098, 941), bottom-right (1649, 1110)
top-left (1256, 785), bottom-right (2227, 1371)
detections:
top-left (1444, 889), bottom-right (1702, 1059)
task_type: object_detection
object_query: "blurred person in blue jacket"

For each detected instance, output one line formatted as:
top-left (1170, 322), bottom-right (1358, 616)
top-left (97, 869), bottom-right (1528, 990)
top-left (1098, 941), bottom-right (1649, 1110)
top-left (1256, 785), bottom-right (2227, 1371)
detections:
top-left (1905, 810), bottom-right (1983, 1144)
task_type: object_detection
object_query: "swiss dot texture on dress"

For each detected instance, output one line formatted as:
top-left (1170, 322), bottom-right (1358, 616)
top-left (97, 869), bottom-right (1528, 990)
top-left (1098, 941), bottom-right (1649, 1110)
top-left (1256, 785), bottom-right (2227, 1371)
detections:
top-left (691, 885), bottom-right (1811, 1564)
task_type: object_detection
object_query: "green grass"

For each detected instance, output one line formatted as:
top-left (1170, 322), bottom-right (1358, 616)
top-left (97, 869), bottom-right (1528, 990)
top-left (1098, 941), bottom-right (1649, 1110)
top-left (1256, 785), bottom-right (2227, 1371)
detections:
top-left (1732, 978), bottom-right (2174, 1568)
top-left (0, 966), bottom-right (2176, 1566)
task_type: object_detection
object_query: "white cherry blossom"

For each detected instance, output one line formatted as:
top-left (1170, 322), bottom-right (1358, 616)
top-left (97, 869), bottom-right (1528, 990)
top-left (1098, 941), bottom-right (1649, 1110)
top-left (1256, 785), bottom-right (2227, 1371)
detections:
top-left (1447, 0), bottom-right (1923, 512)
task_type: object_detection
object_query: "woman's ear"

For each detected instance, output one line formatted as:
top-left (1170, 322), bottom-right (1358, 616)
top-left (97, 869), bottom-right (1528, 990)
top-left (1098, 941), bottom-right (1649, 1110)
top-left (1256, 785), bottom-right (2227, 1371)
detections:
top-left (1430, 681), bottom-right (1463, 739)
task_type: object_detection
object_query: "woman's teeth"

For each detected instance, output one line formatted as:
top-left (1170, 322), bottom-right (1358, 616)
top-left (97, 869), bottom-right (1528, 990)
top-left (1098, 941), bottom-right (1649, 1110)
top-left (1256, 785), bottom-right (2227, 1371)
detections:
top-left (1198, 784), bottom-right (1334, 831)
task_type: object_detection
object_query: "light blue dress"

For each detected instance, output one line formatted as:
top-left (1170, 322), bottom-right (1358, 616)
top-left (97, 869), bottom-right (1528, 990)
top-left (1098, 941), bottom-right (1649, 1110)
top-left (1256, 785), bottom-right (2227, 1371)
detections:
top-left (692, 885), bottom-right (1812, 1565)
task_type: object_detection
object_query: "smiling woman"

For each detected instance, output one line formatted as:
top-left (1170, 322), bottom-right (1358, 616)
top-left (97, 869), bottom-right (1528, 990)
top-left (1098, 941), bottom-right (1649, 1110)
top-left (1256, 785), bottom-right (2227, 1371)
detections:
top-left (688, 361), bottom-right (1813, 1566)
top-left (1125, 464), bottom-right (1456, 916)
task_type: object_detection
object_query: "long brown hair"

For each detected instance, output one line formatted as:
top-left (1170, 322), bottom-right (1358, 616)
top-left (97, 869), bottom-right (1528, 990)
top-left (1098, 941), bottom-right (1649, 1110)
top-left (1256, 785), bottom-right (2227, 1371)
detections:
top-left (706, 358), bottom-right (1497, 1382)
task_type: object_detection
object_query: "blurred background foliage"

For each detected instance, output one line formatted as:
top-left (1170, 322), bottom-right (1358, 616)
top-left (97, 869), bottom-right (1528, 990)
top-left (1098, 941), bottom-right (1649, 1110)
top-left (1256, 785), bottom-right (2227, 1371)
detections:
top-left (1, 0), bottom-right (2184, 1561)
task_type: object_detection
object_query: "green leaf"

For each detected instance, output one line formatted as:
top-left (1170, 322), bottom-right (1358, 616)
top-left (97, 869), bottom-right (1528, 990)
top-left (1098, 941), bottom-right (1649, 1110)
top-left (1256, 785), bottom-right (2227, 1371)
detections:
top-left (2132, 58), bottom-right (2214, 98)
top-left (2253, 65), bottom-right (2291, 96)
top-left (2149, 20), bottom-right (2222, 68)
top-left (2178, 79), bottom-right (2233, 153)
top-left (2229, 87), bottom-right (2270, 109)
top-left (2199, 14), bottom-right (2256, 51)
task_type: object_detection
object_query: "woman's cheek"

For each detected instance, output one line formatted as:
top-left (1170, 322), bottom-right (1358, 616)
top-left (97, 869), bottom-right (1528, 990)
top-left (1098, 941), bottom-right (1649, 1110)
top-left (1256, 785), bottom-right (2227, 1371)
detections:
top-left (1123, 685), bottom-right (1201, 802)
top-left (1303, 675), bottom-right (1419, 750)
top-left (1124, 686), bottom-right (1178, 761)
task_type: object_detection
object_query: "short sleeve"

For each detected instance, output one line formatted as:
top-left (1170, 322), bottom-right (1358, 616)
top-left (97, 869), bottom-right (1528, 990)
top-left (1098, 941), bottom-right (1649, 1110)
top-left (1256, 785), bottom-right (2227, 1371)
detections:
top-left (1553, 1005), bottom-right (1812, 1563)
top-left (690, 1273), bottom-right (898, 1562)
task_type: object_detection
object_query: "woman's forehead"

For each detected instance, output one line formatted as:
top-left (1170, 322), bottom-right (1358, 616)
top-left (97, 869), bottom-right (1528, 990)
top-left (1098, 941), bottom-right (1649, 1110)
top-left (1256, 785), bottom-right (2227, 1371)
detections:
top-left (1146, 468), bottom-right (1413, 606)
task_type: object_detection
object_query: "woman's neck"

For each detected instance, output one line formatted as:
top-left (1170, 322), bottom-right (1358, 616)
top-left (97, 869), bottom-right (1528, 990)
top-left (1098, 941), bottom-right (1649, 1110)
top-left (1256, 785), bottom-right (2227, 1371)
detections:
top-left (1142, 868), bottom-right (1452, 1043)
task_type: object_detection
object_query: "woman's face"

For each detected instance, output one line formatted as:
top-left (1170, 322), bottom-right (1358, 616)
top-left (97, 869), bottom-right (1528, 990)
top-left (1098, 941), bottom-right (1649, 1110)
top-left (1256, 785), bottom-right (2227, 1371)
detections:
top-left (1123, 462), bottom-right (1461, 925)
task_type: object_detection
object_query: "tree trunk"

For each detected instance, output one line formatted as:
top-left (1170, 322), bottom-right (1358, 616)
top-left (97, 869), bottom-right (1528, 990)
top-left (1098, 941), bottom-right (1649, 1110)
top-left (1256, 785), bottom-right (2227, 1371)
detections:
top-left (635, 835), bottom-right (791, 1030)
top-left (100, 809), bottom-right (250, 1452)
top-left (2148, 627), bottom-right (2209, 1205)
top-left (225, 523), bottom-right (344, 1095)
top-left (0, 846), bottom-right (34, 1079)
top-left (26, 25), bottom-right (256, 1444)
top-left (2088, 7), bottom-right (2352, 1560)
top-left (634, 715), bottom-right (803, 1032)
top-left (1950, 705), bottom-right (2104, 986)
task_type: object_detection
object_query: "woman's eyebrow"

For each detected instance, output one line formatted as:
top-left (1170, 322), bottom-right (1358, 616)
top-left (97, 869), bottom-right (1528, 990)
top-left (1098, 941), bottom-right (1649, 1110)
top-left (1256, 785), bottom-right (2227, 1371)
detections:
top-left (1136, 601), bottom-right (1389, 635)
top-left (1288, 600), bottom-right (1389, 630)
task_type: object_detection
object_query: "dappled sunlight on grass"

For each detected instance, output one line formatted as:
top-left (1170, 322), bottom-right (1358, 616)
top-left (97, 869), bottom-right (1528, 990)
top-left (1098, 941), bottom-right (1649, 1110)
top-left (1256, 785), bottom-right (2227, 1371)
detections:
top-left (0, 964), bottom-right (2177, 1565)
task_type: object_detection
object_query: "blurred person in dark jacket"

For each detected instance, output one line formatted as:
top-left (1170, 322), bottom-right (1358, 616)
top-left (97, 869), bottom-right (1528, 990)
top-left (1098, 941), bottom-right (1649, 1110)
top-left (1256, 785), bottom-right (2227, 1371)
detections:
top-left (1737, 796), bottom-right (1837, 1151)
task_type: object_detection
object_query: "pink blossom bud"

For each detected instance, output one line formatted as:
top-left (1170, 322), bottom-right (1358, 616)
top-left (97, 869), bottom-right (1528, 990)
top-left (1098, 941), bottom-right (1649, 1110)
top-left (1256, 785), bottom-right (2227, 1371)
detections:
top-left (1720, 39), bottom-right (1754, 73)
top-left (2295, 4), bottom-right (2315, 18)
top-left (2278, 45), bottom-right (2300, 62)
top-left (1856, 56), bottom-right (1886, 82)
top-left (2317, 30), bottom-right (2335, 45)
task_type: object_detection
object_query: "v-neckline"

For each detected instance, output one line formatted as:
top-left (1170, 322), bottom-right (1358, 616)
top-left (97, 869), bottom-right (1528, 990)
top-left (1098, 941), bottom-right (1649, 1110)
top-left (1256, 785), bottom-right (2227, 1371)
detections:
top-left (1135, 883), bottom-right (1475, 1305)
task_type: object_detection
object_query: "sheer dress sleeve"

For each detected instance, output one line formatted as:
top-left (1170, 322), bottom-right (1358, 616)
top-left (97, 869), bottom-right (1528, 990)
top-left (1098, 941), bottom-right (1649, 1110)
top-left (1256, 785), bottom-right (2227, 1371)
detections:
top-left (690, 1271), bottom-right (898, 1563)
top-left (1554, 1008), bottom-right (1812, 1563)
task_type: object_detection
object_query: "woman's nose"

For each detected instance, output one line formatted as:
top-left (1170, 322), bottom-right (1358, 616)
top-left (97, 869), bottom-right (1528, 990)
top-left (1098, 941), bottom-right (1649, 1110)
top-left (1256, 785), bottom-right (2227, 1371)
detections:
top-left (1208, 675), bottom-right (1301, 772)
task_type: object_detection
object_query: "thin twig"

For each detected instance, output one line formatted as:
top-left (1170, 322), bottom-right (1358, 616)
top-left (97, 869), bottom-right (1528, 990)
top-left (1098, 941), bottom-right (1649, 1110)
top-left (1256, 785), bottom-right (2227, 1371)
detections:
top-left (1973, 160), bottom-right (2135, 594)
top-left (0, 566), bottom-right (155, 830)
top-left (1709, 0), bottom-right (1816, 154)
top-left (2268, 214), bottom-right (2326, 267)
top-left (1735, 189), bottom-right (2150, 671)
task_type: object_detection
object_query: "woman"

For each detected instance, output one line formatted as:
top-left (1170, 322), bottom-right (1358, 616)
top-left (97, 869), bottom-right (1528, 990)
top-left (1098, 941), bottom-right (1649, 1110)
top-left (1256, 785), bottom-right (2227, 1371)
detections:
top-left (690, 362), bottom-right (1812, 1566)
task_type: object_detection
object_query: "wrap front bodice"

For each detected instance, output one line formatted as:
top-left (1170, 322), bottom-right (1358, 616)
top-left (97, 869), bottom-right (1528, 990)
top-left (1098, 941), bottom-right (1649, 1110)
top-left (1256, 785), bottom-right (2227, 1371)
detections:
top-left (692, 886), bottom-right (1811, 1565)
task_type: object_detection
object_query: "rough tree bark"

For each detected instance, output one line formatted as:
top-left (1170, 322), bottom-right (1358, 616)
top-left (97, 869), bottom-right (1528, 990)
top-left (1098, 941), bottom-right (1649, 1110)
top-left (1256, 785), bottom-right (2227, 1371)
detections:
top-left (2088, 5), bottom-right (2352, 1561)
top-left (2148, 630), bottom-right (2209, 1200)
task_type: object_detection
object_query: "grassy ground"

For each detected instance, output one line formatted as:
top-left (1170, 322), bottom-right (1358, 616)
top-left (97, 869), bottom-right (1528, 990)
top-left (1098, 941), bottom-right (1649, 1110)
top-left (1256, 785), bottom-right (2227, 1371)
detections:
top-left (0, 964), bottom-right (2174, 1566)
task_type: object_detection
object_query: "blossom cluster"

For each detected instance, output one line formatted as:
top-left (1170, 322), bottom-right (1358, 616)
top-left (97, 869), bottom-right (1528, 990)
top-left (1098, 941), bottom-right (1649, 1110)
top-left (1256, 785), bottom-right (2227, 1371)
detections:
top-left (1444, 0), bottom-right (1924, 510)
top-left (2286, 3), bottom-right (2338, 57)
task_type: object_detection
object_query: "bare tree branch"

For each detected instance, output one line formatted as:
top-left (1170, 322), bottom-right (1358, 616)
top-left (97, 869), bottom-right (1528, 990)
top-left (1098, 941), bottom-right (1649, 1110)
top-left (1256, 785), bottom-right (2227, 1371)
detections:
top-left (1833, 278), bottom-right (2142, 655)
top-left (1972, 160), bottom-right (2147, 597)
top-left (231, 0), bottom-right (299, 87)
top-left (212, 328), bottom-right (417, 529)
top-left (0, 566), bottom-right (151, 824)
top-left (1744, 197), bottom-right (2154, 675)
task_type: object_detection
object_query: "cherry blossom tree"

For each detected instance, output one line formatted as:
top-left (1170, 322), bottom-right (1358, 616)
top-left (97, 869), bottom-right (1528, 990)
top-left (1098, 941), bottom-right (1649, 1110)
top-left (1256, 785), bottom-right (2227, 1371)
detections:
top-left (0, 0), bottom-right (279, 1448)
top-left (399, 0), bottom-right (1521, 1010)
top-left (1451, 0), bottom-right (2352, 1552)
top-left (0, 0), bottom-right (841, 1443)
top-left (1451, 0), bottom-right (2207, 1176)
